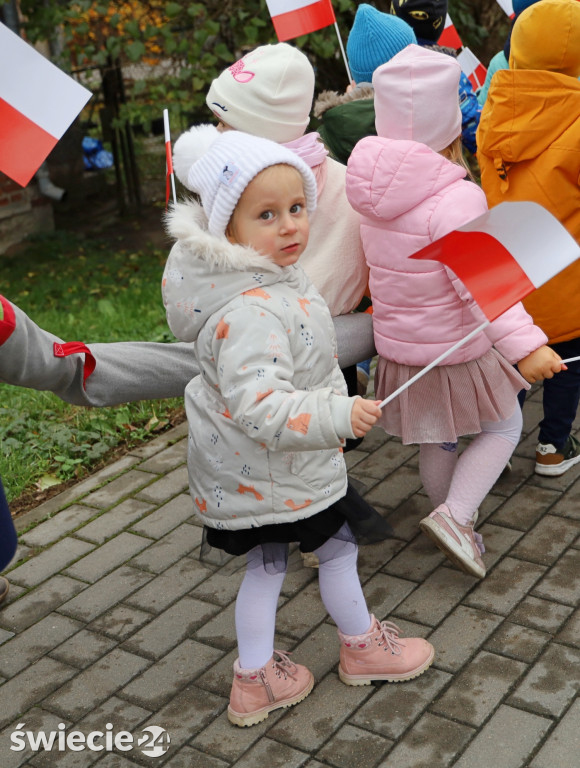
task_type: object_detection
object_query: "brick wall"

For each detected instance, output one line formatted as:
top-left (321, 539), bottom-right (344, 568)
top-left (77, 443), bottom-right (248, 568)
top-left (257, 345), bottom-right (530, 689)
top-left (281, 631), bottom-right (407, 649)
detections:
top-left (0, 173), bottom-right (54, 255)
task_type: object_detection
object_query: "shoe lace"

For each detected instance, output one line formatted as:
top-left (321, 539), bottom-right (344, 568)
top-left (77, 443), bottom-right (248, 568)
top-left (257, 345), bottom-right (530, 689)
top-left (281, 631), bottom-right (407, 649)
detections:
top-left (376, 621), bottom-right (405, 655)
top-left (272, 650), bottom-right (298, 680)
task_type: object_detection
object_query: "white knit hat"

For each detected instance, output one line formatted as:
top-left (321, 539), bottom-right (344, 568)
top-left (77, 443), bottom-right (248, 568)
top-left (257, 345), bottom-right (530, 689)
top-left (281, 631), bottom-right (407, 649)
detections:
top-left (173, 124), bottom-right (317, 237)
top-left (373, 44), bottom-right (462, 152)
top-left (205, 43), bottom-right (315, 143)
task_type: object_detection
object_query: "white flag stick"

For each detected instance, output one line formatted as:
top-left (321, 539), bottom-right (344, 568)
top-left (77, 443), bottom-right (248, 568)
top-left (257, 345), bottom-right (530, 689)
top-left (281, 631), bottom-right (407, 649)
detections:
top-left (379, 320), bottom-right (490, 409)
top-left (560, 356), bottom-right (580, 364)
top-left (163, 108), bottom-right (177, 206)
top-left (334, 21), bottom-right (353, 84)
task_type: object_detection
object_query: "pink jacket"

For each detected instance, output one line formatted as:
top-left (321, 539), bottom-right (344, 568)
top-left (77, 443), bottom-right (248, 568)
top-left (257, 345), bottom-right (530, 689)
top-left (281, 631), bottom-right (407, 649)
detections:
top-left (345, 138), bottom-right (547, 366)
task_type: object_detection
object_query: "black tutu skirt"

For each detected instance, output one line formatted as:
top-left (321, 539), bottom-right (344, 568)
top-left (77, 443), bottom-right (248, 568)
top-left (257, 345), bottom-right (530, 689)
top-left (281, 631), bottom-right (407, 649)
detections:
top-left (202, 482), bottom-right (394, 574)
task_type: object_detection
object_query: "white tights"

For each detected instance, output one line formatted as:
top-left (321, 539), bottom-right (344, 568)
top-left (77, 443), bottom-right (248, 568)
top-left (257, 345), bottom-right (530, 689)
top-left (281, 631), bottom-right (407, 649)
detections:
top-left (235, 528), bottom-right (370, 669)
top-left (419, 404), bottom-right (523, 527)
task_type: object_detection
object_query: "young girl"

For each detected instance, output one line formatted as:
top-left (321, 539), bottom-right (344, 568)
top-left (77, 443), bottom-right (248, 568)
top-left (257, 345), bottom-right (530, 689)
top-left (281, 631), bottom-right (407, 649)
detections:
top-left (345, 45), bottom-right (563, 580)
top-left (162, 124), bottom-right (435, 727)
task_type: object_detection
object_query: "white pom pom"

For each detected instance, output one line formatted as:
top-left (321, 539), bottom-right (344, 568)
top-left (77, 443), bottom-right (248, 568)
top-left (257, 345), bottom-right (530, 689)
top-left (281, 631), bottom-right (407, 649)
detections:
top-left (173, 124), bottom-right (220, 187)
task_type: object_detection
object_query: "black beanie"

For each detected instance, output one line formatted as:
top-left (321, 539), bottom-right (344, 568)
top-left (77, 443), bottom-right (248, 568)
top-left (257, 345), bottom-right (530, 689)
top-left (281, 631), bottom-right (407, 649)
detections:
top-left (391, 0), bottom-right (448, 43)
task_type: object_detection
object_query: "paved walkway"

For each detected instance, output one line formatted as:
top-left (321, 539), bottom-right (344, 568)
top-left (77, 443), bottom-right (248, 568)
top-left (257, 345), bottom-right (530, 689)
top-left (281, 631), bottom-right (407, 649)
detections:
top-left (0, 384), bottom-right (579, 768)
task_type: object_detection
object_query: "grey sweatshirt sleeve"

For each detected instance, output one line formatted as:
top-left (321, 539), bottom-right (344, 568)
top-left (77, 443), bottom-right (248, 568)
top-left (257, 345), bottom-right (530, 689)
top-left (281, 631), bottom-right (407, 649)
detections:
top-left (0, 297), bottom-right (375, 407)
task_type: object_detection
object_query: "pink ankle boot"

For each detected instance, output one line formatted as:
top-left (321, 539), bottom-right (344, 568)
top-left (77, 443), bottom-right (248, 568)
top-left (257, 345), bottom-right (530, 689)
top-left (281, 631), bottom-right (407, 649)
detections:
top-left (338, 615), bottom-right (434, 686)
top-left (228, 650), bottom-right (314, 727)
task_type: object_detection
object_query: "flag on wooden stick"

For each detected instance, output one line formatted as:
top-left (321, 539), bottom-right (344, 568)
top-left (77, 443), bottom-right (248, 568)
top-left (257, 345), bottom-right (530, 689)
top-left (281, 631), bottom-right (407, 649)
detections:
top-left (456, 47), bottom-right (487, 90)
top-left (0, 23), bottom-right (91, 187)
top-left (265, 0), bottom-right (336, 41)
top-left (438, 14), bottom-right (463, 49)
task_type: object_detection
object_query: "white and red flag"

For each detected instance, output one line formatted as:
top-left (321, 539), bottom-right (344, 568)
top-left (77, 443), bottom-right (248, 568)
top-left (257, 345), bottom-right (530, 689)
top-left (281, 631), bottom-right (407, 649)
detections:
top-left (265, 0), bottom-right (336, 42)
top-left (411, 202), bottom-right (580, 322)
top-left (438, 14), bottom-right (463, 50)
top-left (456, 46), bottom-right (487, 90)
top-left (496, 0), bottom-right (515, 19)
top-left (378, 202), bottom-right (579, 408)
top-left (0, 23), bottom-right (91, 187)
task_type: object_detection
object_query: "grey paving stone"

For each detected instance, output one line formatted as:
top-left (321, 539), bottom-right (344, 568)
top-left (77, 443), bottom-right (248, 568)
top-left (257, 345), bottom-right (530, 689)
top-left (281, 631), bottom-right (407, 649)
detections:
top-left (58, 566), bottom-right (153, 623)
top-left (383, 536), bottom-right (445, 582)
top-left (135, 441), bottom-right (187, 474)
top-left (484, 621), bottom-right (552, 664)
top-left (531, 548), bottom-right (580, 606)
top-left (275, 581), bottom-right (329, 641)
top-left (349, 441), bottom-right (418, 481)
top-left (357, 538), bottom-right (404, 582)
top-left (510, 514), bottom-right (579, 565)
top-left (120, 638), bottom-right (223, 709)
top-left (7, 537), bottom-right (95, 588)
top-left (380, 495), bottom-right (432, 542)
top-left (125, 557), bottom-right (213, 614)
top-left (42, 648), bottom-right (151, 720)
top-left (269, 674), bottom-right (371, 752)
top-left (375, 712), bottom-right (474, 768)
top-left (127, 422), bottom-right (188, 460)
top-left (464, 557), bottom-right (547, 616)
top-left (315, 723), bottom-right (392, 768)
top-left (75, 499), bottom-right (155, 545)
top-left (0, 575), bottom-right (86, 633)
top-left (556, 607), bottom-right (580, 648)
top-left (64, 533), bottom-right (153, 583)
top-left (508, 642), bottom-right (580, 718)
top-left (189, 563), bottom-right (245, 607)
top-left (122, 594), bottom-right (221, 659)
top-left (489, 487), bottom-right (562, 531)
top-left (508, 595), bottom-right (574, 634)
top-left (394, 566), bottom-right (477, 627)
top-left (192, 601), bottom-right (239, 653)
top-left (19, 505), bottom-right (102, 548)
top-left (361, 572), bottom-right (419, 622)
top-left (129, 494), bottom-right (195, 539)
top-left (229, 737), bottom-right (310, 768)
top-left (128, 523), bottom-right (200, 574)
top-left (49, 628), bottom-right (118, 669)
top-left (0, 627), bottom-right (14, 646)
top-left (549, 484), bottom-right (580, 520)
top-left (162, 745), bottom-right (228, 768)
top-left (0, 613), bottom-right (83, 677)
top-left (0, 657), bottom-right (78, 729)
top-left (82, 470), bottom-right (157, 510)
top-left (134, 466), bottom-right (189, 504)
top-left (87, 604), bottom-right (154, 642)
top-left (453, 704), bottom-right (551, 768)
top-left (431, 651), bottom-right (527, 726)
top-left (351, 666), bottom-right (451, 740)
top-left (427, 605), bottom-right (503, 672)
top-left (530, 698), bottom-right (580, 768)
top-left (360, 467), bottom-right (423, 511)
top-left (0, 708), bottom-right (70, 768)
top-left (475, 523), bottom-right (523, 571)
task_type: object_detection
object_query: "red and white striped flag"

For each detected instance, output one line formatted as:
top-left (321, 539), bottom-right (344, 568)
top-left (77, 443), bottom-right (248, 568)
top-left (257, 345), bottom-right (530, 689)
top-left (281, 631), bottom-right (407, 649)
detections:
top-left (411, 202), bottom-right (580, 322)
top-left (265, 0), bottom-right (336, 42)
top-left (456, 46), bottom-right (487, 90)
top-left (496, 0), bottom-right (515, 18)
top-left (438, 13), bottom-right (463, 49)
top-left (0, 23), bottom-right (91, 187)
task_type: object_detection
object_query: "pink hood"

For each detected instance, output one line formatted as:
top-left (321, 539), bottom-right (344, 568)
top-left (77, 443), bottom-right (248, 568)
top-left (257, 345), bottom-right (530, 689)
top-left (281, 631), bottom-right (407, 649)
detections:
top-left (346, 137), bottom-right (546, 366)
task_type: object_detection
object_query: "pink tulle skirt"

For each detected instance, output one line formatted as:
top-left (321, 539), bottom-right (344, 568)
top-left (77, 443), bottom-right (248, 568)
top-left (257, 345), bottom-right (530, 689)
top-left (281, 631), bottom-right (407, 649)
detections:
top-left (374, 348), bottom-right (528, 445)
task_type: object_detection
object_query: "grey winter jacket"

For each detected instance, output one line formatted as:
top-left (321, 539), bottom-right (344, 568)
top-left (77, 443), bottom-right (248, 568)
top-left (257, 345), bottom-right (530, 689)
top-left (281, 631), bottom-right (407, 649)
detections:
top-left (163, 201), bottom-right (357, 530)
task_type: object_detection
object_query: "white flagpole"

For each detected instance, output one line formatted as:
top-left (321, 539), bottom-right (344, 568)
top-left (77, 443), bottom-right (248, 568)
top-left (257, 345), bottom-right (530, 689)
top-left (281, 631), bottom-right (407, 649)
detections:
top-left (163, 108), bottom-right (177, 206)
top-left (379, 320), bottom-right (490, 409)
top-left (560, 356), bottom-right (580, 364)
top-left (334, 21), bottom-right (353, 84)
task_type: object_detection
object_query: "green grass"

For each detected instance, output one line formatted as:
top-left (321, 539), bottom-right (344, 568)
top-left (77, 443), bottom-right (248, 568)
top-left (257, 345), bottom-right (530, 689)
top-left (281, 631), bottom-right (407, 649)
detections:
top-left (1, 225), bottom-right (185, 505)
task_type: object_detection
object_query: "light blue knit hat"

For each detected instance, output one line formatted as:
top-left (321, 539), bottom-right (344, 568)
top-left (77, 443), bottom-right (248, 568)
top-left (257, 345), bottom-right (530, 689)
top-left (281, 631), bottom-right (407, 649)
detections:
top-left (347, 4), bottom-right (417, 83)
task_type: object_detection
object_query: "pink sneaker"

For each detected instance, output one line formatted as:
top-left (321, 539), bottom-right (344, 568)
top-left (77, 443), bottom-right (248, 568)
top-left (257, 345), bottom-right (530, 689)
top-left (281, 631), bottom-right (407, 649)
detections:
top-left (338, 615), bottom-right (434, 686)
top-left (228, 650), bottom-right (314, 727)
top-left (419, 504), bottom-right (486, 579)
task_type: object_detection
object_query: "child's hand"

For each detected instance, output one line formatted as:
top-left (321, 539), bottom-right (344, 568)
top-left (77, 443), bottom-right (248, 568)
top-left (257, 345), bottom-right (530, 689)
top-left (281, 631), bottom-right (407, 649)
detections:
top-left (517, 345), bottom-right (564, 384)
top-left (350, 397), bottom-right (382, 438)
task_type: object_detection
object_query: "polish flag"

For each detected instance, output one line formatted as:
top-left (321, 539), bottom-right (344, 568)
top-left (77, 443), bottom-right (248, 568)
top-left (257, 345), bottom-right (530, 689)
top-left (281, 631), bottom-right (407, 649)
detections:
top-left (0, 23), bottom-right (91, 187)
top-left (411, 202), bottom-right (580, 322)
top-left (265, 0), bottom-right (336, 42)
top-left (456, 46), bottom-right (487, 91)
top-left (496, 0), bottom-right (515, 19)
top-left (438, 14), bottom-right (463, 50)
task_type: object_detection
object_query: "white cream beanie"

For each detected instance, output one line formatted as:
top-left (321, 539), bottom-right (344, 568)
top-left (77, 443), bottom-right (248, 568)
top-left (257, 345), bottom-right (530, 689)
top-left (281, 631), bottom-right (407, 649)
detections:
top-left (205, 43), bottom-right (315, 143)
top-left (173, 124), bottom-right (317, 237)
top-left (373, 44), bottom-right (462, 152)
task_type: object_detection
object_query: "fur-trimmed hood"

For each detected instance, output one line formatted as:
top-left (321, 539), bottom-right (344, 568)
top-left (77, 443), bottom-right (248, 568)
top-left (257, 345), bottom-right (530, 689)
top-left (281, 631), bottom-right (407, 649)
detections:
top-left (162, 199), bottom-right (284, 343)
top-left (313, 84), bottom-right (374, 119)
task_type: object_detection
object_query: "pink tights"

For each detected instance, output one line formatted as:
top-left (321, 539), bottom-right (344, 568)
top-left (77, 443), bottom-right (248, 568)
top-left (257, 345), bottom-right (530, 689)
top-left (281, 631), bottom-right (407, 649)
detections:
top-left (419, 404), bottom-right (522, 527)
